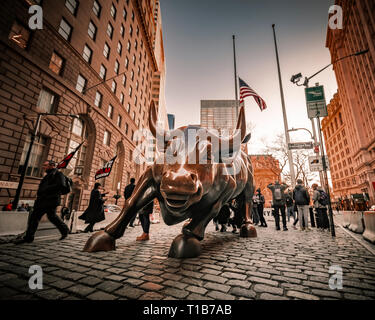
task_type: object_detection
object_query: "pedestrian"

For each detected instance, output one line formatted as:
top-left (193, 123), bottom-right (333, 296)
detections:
top-left (136, 200), bottom-right (154, 241)
top-left (229, 194), bottom-right (246, 233)
top-left (14, 160), bottom-right (70, 244)
top-left (124, 178), bottom-right (136, 227)
top-left (293, 179), bottom-right (311, 231)
top-left (251, 194), bottom-right (259, 225)
top-left (267, 181), bottom-right (288, 231)
top-left (25, 203), bottom-right (30, 212)
top-left (285, 189), bottom-right (295, 223)
top-left (2, 200), bottom-right (13, 211)
top-left (216, 203), bottom-right (232, 232)
top-left (79, 183), bottom-right (107, 233)
top-left (312, 183), bottom-right (330, 231)
top-left (255, 188), bottom-right (267, 227)
top-left (17, 203), bottom-right (27, 212)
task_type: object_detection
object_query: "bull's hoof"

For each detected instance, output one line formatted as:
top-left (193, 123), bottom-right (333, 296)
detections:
top-left (168, 234), bottom-right (201, 259)
top-left (240, 223), bottom-right (257, 238)
top-left (83, 230), bottom-right (116, 252)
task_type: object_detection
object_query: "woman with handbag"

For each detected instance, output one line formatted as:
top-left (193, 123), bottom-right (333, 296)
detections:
top-left (79, 183), bottom-right (106, 232)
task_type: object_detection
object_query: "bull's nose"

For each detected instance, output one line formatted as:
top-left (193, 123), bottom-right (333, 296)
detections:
top-left (160, 170), bottom-right (199, 195)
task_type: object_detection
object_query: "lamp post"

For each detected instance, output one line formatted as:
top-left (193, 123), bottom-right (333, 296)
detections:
top-left (290, 48), bottom-right (369, 237)
top-left (12, 113), bottom-right (79, 210)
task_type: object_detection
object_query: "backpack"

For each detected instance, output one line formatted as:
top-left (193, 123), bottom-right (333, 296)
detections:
top-left (274, 186), bottom-right (282, 201)
top-left (318, 190), bottom-right (329, 206)
top-left (61, 174), bottom-right (73, 195)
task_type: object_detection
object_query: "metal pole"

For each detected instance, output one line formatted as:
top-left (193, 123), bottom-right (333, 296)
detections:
top-left (232, 35), bottom-right (239, 120)
top-left (272, 24), bottom-right (296, 186)
top-left (12, 114), bottom-right (42, 210)
top-left (310, 118), bottom-right (325, 186)
top-left (316, 114), bottom-right (335, 237)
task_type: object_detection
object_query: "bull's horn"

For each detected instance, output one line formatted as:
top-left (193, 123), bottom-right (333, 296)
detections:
top-left (148, 100), bottom-right (167, 138)
top-left (219, 106), bottom-right (247, 152)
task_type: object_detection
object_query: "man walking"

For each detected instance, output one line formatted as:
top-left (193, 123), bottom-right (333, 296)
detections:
top-left (285, 189), bottom-right (295, 223)
top-left (312, 183), bottom-right (330, 231)
top-left (14, 160), bottom-right (69, 244)
top-left (293, 179), bottom-right (311, 231)
top-left (124, 178), bottom-right (136, 227)
top-left (267, 181), bottom-right (288, 231)
top-left (255, 188), bottom-right (267, 227)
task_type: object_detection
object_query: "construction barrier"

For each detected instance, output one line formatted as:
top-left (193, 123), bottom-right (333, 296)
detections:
top-left (363, 211), bottom-right (375, 243)
top-left (348, 211), bottom-right (364, 234)
top-left (342, 211), bottom-right (352, 228)
top-left (0, 211), bottom-right (28, 236)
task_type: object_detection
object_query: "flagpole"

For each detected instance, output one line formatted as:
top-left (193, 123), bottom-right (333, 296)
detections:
top-left (272, 24), bottom-right (296, 187)
top-left (232, 35), bottom-right (239, 120)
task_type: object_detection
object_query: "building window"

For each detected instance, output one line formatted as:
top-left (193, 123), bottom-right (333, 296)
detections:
top-left (117, 41), bottom-right (122, 55)
top-left (122, 75), bottom-right (127, 86)
top-left (103, 130), bottom-right (111, 146)
top-left (123, 8), bottom-right (127, 20)
top-left (127, 41), bottom-right (131, 52)
top-left (126, 103), bottom-right (130, 113)
top-left (120, 92), bottom-right (124, 104)
top-left (9, 21), bottom-right (30, 49)
top-left (129, 86), bottom-right (132, 97)
top-left (131, 10), bottom-right (134, 21)
top-left (103, 42), bottom-right (110, 59)
top-left (111, 80), bottom-right (117, 93)
top-left (132, 54), bottom-right (136, 65)
top-left (18, 135), bottom-right (48, 177)
top-left (76, 74), bottom-right (86, 93)
top-left (120, 24), bottom-right (124, 37)
top-left (82, 44), bottom-right (92, 63)
top-left (107, 104), bottom-right (113, 119)
top-left (134, 40), bottom-right (138, 50)
top-left (136, 26), bottom-right (139, 36)
top-left (136, 119), bottom-right (140, 127)
top-left (58, 18), bottom-right (72, 41)
top-left (65, 0), bottom-right (79, 15)
top-left (110, 3), bottom-right (117, 19)
top-left (36, 89), bottom-right (57, 113)
top-left (117, 115), bottom-right (122, 127)
top-left (129, 25), bottom-right (133, 37)
top-left (94, 91), bottom-right (102, 108)
top-left (136, 81), bottom-right (139, 91)
top-left (134, 95), bottom-right (137, 106)
top-left (125, 123), bottom-right (128, 134)
top-left (93, 0), bottom-right (101, 17)
top-left (132, 111), bottom-right (135, 120)
top-left (49, 52), bottom-right (64, 75)
top-left (114, 60), bottom-right (119, 74)
top-left (125, 57), bottom-right (129, 69)
top-left (99, 64), bottom-right (107, 80)
top-left (107, 22), bottom-right (113, 39)
top-left (88, 21), bottom-right (97, 40)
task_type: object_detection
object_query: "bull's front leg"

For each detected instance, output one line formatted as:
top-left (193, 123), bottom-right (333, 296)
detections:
top-left (83, 168), bottom-right (157, 252)
top-left (168, 202), bottom-right (222, 259)
top-left (240, 201), bottom-right (257, 238)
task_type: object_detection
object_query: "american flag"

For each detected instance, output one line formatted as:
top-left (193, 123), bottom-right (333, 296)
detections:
top-left (239, 77), bottom-right (267, 111)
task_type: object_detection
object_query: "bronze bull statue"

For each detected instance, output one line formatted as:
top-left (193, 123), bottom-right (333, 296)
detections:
top-left (83, 101), bottom-right (257, 258)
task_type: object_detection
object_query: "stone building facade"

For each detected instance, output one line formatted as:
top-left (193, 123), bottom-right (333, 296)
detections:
top-left (0, 0), bottom-right (165, 211)
top-left (325, 0), bottom-right (375, 205)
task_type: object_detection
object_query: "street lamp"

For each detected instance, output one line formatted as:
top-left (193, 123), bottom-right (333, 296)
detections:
top-left (288, 127), bottom-right (314, 140)
top-left (12, 113), bottom-right (79, 210)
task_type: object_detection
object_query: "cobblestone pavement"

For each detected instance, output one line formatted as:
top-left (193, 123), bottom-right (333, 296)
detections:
top-left (0, 215), bottom-right (375, 300)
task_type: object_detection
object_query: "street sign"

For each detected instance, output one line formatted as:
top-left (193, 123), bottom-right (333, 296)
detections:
top-left (0, 180), bottom-right (18, 189)
top-left (305, 85), bottom-right (328, 119)
top-left (309, 156), bottom-right (330, 172)
top-left (288, 142), bottom-right (314, 150)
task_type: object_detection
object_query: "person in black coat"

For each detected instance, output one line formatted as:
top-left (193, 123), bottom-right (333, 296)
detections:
top-left (136, 200), bottom-right (154, 241)
top-left (14, 160), bottom-right (69, 244)
top-left (124, 178), bottom-right (136, 227)
top-left (79, 183), bottom-right (106, 232)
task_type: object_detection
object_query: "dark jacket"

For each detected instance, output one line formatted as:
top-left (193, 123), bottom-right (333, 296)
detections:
top-left (124, 183), bottom-right (135, 199)
top-left (79, 189), bottom-right (105, 223)
top-left (293, 184), bottom-right (310, 206)
top-left (285, 193), bottom-right (294, 207)
top-left (267, 183), bottom-right (288, 206)
top-left (255, 193), bottom-right (265, 206)
top-left (35, 168), bottom-right (66, 208)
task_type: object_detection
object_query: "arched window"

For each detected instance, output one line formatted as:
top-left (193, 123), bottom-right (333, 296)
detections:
top-left (66, 117), bottom-right (88, 176)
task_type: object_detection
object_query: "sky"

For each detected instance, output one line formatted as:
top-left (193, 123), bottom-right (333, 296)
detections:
top-left (160, 0), bottom-right (337, 155)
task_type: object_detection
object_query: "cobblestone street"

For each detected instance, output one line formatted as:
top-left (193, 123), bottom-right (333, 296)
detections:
top-left (0, 215), bottom-right (375, 300)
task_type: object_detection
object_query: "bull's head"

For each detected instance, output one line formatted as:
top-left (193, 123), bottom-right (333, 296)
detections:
top-left (148, 101), bottom-right (249, 215)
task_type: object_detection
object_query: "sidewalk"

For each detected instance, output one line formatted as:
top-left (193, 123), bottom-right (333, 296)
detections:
top-left (0, 215), bottom-right (374, 300)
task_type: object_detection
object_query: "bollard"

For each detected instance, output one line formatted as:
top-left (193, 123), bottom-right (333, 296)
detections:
top-left (348, 211), bottom-right (364, 234)
top-left (342, 211), bottom-right (351, 228)
top-left (363, 211), bottom-right (375, 243)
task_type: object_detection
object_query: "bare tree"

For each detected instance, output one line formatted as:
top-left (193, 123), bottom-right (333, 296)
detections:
top-left (262, 133), bottom-right (316, 186)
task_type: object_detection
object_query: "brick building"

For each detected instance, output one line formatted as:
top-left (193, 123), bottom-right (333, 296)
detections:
top-left (0, 0), bottom-right (166, 211)
top-left (324, 0), bottom-right (375, 205)
top-left (250, 155), bottom-right (281, 208)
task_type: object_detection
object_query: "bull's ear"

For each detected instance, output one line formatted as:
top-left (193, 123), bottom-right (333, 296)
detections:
top-left (242, 133), bottom-right (251, 144)
top-left (148, 100), bottom-right (158, 137)
top-left (236, 106), bottom-right (246, 142)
